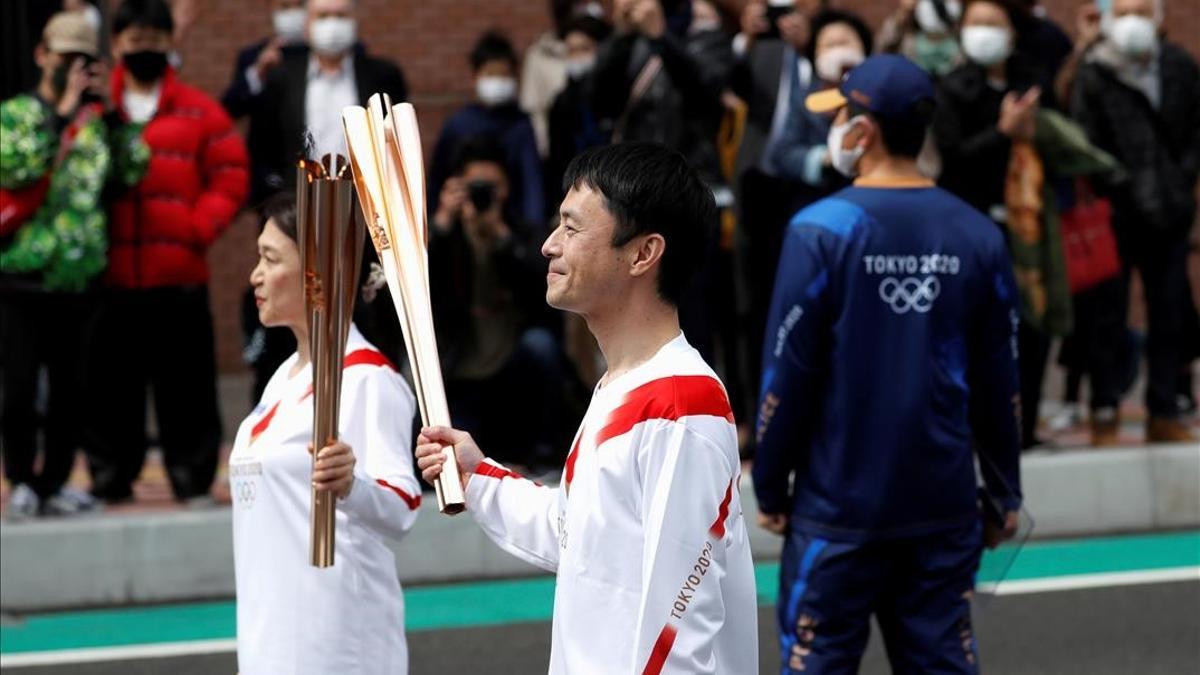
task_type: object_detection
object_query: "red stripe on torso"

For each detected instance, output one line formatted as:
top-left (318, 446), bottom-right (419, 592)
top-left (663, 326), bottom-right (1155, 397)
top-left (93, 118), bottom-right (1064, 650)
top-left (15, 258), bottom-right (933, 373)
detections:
top-left (249, 348), bottom-right (395, 442)
top-left (709, 477), bottom-right (735, 539)
top-left (641, 624), bottom-right (678, 675)
top-left (249, 401), bottom-right (281, 441)
top-left (564, 375), bottom-right (734, 492)
top-left (343, 349), bottom-right (397, 371)
top-left (595, 375), bottom-right (734, 447)
top-left (563, 432), bottom-right (583, 493)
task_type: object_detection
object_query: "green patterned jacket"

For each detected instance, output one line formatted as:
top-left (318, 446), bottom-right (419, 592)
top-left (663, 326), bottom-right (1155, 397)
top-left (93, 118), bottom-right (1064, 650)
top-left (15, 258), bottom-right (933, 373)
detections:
top-left (0, 94), bottom-right (147, 292)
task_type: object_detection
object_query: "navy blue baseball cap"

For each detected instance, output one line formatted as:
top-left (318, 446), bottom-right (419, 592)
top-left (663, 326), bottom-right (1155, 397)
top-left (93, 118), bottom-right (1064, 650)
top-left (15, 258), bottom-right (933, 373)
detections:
top-left (805, 54), bottom-right (935, 119)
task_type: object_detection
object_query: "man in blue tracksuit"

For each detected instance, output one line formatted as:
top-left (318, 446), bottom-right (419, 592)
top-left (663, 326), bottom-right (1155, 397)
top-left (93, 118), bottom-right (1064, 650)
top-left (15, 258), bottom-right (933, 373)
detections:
top-left (753, 55), bottom-right (1022, 674)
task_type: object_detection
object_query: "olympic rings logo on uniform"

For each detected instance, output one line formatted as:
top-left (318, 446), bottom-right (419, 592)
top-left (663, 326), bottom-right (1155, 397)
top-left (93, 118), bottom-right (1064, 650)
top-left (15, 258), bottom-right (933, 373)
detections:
top-left (236, 481), bottom-right (257, 508)
top-left (879, 276), bottom-right (941, 314)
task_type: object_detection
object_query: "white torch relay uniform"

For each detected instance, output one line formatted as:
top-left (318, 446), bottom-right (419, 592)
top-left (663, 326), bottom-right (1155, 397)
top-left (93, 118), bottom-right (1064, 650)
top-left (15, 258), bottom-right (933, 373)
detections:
top-left (467, 334), bottom-right (759, 674)
top-left (230, 324), bottom-right (421, 675)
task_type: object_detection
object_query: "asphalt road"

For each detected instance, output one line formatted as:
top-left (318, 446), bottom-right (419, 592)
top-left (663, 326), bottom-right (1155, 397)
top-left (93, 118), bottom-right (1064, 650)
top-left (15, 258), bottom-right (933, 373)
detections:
top-left (4, 580), bottom-right (1197, 674)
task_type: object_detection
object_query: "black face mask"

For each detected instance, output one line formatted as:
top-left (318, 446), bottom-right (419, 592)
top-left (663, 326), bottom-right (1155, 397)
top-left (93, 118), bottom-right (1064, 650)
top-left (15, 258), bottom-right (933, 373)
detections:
top-left (123, 50), bottom-right (168, 83)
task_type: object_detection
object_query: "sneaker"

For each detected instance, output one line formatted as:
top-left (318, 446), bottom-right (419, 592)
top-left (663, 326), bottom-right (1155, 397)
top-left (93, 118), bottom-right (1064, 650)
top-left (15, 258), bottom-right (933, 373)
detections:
top-left (42, 487), bottom-right (103, 517)
top-left (1048, 402), bottom-right (1085, 433)
top-left (5, 484), bottom-right (40, 521)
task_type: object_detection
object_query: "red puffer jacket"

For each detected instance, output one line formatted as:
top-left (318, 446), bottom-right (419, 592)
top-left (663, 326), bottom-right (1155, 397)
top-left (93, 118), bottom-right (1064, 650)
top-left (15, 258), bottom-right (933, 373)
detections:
top-left (107, 65), bottom-right (249, 288)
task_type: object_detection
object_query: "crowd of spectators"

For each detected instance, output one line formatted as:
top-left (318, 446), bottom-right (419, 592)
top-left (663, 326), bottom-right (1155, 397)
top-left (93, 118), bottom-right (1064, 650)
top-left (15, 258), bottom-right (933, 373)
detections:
top-left (1, 0), bottom-right (1196, 517)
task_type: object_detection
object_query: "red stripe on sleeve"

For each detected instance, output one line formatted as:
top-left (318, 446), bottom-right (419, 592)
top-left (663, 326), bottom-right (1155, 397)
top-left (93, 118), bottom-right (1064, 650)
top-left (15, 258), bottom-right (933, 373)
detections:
top-left (375, 479), bottom-right (421, 510)
top-left (641, 624), bottom-right (678, 675)
top-left (475, 462), bottom-right (525, 481)
top-left (709, 477), bottom-right (735, 539)
top-left (596, 375), bottom-right (735, 447)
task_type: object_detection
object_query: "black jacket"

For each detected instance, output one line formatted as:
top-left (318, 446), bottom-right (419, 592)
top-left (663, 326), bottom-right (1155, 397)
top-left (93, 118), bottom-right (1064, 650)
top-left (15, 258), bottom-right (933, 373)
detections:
top-left (1071, 41), bottom-right (1200, 235)
top-left (591, 29), bottom-right (732, 184)
top-left (933, 55), bottom-right (1052, 217)
top-left (247, 46), bottom-right (407, 204)
top-left (428, 219), bottom-right (551, 375)
top-left (729, 38), bottom-right (787, 178)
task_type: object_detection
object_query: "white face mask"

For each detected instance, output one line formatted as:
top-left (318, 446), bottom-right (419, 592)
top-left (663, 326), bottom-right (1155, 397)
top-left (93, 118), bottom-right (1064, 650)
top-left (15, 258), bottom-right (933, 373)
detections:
top-left (961, 25), bottom-right (1012, 67)
top-left (477, 76), bottom-right (517, 106)
top-left (123, 88), bottom-right (159, 123)
top-left (827, 115), bottom-right (867, 177)
top-left (565, 56), bottom-right (596, 80)
top-left (273, 8), bottom-right (307, 44)
top-left (1108, 14), bottom-right (1158, 58)
top-left (914, 0), bottom-right (961, 35)
top-left (815, 46), bottom-right (865, 84)
top-left (309, 17), bottom-right (356, 56)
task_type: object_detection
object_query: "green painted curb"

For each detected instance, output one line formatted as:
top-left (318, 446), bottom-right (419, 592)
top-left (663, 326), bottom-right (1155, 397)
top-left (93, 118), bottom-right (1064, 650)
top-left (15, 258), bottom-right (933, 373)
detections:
top-left (3, 530), bottom-right (1197, 655)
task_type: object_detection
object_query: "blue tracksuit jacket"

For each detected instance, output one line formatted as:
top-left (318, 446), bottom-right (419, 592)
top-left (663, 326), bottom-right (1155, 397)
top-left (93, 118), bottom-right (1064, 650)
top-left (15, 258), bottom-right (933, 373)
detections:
top-left (753, 178), bottom-right (1022, 542)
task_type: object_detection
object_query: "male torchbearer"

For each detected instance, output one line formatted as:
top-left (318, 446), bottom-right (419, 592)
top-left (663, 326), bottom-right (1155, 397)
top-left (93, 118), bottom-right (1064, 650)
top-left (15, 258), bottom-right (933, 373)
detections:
top-left (417, 143), bottom-right (759, 674)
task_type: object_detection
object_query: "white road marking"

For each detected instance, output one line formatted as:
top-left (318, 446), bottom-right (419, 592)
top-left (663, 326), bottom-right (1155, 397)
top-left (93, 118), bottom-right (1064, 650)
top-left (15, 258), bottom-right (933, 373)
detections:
top-left (2, 567), bottom-right (1197, 666)
top-left (0, 639), bottom-right (235, 668)
top-left (979, 566), bottom-right (1200, 596)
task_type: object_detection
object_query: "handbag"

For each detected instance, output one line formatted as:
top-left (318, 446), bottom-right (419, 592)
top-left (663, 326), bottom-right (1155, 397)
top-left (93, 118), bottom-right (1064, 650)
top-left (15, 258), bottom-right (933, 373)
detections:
top-left (1060, 178), bottom-right (1121, 293)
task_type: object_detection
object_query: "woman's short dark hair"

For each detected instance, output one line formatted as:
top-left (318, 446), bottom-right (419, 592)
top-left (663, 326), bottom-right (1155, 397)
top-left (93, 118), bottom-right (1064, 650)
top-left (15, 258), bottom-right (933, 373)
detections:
top-left (963, 0), bottom-right (1033, 38)
top-left (805, 10), bottom-right (874, 66)
top-left (561, 143), bottom-right (715, 307)
top-left (258, 192), bottom-right (298, 241)
top-left (113, 0), bottom-right (175, 37)
top-left (560, 16), bottom-right (612, 44)
top-left (469, 31), bottom-right (518, 72)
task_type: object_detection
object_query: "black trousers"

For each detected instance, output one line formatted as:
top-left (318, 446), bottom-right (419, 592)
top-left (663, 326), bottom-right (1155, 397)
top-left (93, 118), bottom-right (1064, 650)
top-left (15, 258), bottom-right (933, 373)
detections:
top-left (0, 290), bottom-right (94, 498)
top-left (1061, 277), bottom-right (1127, 411)
top-left (737, 169), bottom-right (816, 426)
top-left (84, 286), bottom-right (221, 501)
top-left (1018, 320), bottom-right (1052, 448)
top-left (1120, 230), bottom-right (1191, 418)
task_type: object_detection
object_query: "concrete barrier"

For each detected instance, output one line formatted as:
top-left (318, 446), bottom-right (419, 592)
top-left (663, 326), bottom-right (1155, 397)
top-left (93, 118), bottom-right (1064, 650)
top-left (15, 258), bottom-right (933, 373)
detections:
top-left (2, 443), bottom-right (1196, 612)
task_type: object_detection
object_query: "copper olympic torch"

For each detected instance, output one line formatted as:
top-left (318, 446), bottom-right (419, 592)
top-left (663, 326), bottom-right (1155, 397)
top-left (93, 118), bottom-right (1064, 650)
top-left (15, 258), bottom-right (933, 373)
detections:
top-left (297, 154), bottom-right (365, 568)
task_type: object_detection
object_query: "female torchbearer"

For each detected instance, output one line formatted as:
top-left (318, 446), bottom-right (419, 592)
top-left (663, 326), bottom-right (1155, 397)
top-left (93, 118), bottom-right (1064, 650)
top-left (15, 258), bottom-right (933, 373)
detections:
top-left (229, 194), bottom-right (422, 674)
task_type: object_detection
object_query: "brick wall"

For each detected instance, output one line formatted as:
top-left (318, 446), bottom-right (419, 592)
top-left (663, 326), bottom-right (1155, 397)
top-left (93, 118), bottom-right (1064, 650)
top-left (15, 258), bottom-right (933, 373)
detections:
top-left (141, 0), bottom-right (1197, 373)
top-left (156, 0), bottom-right (556, 373)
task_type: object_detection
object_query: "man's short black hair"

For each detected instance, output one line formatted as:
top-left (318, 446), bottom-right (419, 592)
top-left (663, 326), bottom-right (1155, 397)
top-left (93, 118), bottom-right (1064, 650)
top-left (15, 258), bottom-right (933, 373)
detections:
top-left (805, 10), bottom-right (874, 66)
top-left (451, 136), bottom-right (509, 177)
top-left (562, 142), bottom-right (715, 307)
top-left (848, 98), bottom-right (935, 159)
top-left (469, 31), bottom-right (518, 72)
top-left (113, 0), bottom-right (175, 37)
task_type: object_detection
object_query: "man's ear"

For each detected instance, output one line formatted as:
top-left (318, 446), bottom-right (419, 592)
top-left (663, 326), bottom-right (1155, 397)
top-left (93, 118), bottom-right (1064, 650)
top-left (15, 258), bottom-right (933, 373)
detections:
top-left (628, 233), bottom-right (666, 280)
top-left (854, 116), bottom-right (876, 151)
